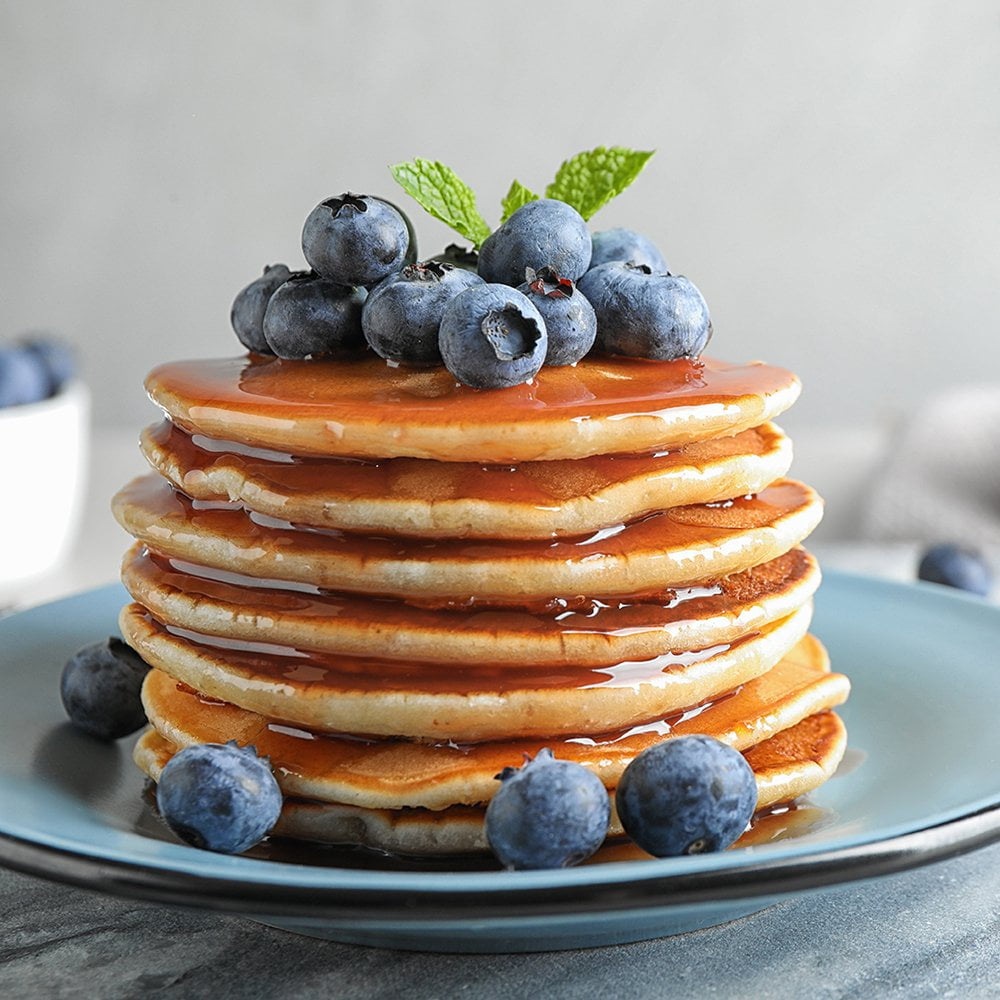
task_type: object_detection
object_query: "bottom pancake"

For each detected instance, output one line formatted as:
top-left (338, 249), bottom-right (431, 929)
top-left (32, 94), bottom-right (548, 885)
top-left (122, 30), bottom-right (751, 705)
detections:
top-left (134, 710), bottom-right (846, 856)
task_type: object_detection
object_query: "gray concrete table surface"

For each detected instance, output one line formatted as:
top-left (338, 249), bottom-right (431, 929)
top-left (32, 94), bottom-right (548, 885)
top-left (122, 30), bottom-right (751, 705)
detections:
top-left (1, 843), bottom-right (999, 999)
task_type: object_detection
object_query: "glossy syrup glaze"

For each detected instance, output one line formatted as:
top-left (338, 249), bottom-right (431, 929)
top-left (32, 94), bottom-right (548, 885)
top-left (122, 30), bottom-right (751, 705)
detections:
top-left (144, 354), bottom-right (800, 460)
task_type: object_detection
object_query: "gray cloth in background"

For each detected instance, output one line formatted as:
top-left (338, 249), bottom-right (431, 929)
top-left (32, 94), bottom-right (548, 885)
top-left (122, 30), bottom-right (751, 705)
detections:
top-left (863, 385), bottom-right (1000, 545)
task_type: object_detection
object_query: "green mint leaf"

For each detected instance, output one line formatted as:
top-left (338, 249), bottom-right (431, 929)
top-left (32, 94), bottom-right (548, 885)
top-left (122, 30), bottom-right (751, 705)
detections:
top-left (545, 146), bottom-right (655, 221)
top-left (389, 159), bottom-right (492, 248)
top-left (500, 179), bottom-right (539, 223)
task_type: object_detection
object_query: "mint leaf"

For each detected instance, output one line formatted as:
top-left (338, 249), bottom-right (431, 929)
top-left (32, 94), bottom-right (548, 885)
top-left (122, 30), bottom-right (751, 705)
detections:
top-left (500, 179), bottom-right (539, 223)
top-left (389, 159), bottom-right (492, 248)
top-left (545, 146), bottom-right (655, 221)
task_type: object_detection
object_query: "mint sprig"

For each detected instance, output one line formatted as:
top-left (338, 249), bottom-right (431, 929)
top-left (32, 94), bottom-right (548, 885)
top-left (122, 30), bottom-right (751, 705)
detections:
top-left (545, 146), bottom-right (654, 221)
top-left (389, 159), bottom-right (492, 248)
top-left (500, 179), bottom-right (539, 223)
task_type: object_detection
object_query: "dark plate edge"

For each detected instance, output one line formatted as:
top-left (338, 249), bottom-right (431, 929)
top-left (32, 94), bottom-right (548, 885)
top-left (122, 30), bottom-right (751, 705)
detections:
top-left (2, 802), bottom-right (1000, 922)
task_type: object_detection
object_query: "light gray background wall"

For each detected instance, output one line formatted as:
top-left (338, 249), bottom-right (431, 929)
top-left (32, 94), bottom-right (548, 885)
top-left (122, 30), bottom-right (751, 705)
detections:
top-left (2, 1), bottom-right (998, 433)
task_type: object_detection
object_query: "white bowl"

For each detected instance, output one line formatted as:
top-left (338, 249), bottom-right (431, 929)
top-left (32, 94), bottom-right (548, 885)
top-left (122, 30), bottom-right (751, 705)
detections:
top-left (0, 382), bottom-right (90, 598)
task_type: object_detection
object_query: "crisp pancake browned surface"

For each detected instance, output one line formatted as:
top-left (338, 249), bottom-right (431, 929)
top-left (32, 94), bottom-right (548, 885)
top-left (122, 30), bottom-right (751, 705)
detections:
top-left (133, 711), bottom-right (847, 854)
top-left (145, 355), bottom-right (800, 462)
top-left (119, 600), bottom-right (813, 741)
top-left (121, 544), bottom-right (821, 665)
top-left (139, 633), bottom-right (849, 810)
top-left (140, 420), bottom-right (794, 539)
top-left (113, 476), bottom-right (823, 601)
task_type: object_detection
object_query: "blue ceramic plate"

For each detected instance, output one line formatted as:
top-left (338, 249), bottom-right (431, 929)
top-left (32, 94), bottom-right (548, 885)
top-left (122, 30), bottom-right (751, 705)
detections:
top-left (2, 574), bottom-right (999, 953)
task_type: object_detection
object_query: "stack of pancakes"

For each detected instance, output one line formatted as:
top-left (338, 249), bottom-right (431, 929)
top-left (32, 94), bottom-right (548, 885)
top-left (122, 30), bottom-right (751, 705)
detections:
top-left (116, 353), bottom-right (849, 856)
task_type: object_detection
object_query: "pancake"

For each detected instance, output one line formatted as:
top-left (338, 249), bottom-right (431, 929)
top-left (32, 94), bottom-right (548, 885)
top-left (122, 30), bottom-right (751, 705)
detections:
top-left (121, 544), bottom-right (820, 666)
top-left (145, 355), bottom-right (800, 462)
top-left (119, 600), bottom-right (813, 741)
top-left (112, 476), bottom-right (823, 603)
top-left (133, 710), bottom-right (848, 855)
top-left (140, 420), bottom-right (793, 539)
top-left (139, 633), bottom-right (849, 810)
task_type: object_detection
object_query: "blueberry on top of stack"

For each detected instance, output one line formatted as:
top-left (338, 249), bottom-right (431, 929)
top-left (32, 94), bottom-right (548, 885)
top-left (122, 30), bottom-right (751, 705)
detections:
top-left (230, 147), bottom-right (711, 389)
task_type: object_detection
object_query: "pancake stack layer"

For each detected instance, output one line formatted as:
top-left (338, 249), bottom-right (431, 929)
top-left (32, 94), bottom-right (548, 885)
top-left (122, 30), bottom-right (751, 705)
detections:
top-left (117, 353), bottom-right (849, 856)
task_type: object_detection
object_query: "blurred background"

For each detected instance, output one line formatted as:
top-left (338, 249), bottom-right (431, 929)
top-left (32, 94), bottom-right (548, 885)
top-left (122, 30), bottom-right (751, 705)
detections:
top-left (1, 0), bottom-right (998, 601)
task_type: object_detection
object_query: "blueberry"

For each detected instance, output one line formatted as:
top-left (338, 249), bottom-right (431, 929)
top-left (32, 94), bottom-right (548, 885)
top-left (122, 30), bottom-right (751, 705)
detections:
top-left (517, 267), bottom-right (597, 366)
top-left (438, 284), bottom-right (547, 389)
top-left (917, 543), bottom-right (993, 597)
top-left (589, 227), bottom-right (668, 273)
top-left (478, 199), bottom-right (592, 286)
top-left (262, 273), bottom-right (366, 360)
top-left (485, 748), bottom-right (610, 869)
top-left (578, 262), bottom-right (712, 360)
top-left (375, 197), bottom-right (418, 268)
top-left (18, 334), bottom-right (76, 395)
top-left (59, 637), bottom-right (150, 740)
top-left (156, 741), bottom-right (282, 854)
top-left (230, 264), bottom-right (293, 354)
top-left (302, 193), bottom-right (412, 288)
top-left (0, 345), bottom-right (50, 408)
top-left (430, 243), bottom-right (479, 273)
top-left (363, 261), bottom-right (484, 365)
top-left (616, 735), bottom-right (757, 857)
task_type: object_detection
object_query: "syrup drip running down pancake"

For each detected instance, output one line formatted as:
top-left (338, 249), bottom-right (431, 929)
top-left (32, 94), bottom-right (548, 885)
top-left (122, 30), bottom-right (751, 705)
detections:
top-left (138, 633), bottom-right (849, 810)
top-left (145, 355), bottom-right (801, 462)
top-left (121, 544), bottom-right (820, 666)
top-left (119, 600), bottom-right (813, 741)
top-left (112, 476), bottom-right (823, 602)
top-left (134, 711), bottom-right (848, 855)
top-left (140, 420), bottom-right (793, 539)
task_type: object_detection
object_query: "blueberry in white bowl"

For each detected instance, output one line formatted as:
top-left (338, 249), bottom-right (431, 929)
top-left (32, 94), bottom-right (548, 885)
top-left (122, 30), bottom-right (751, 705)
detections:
top-left (0, 343), bottom-right (50, 408)
top-left (485, 748), bottom-right (610, 870)
top-left (578, 262), bottom-right (711, 360)
top-left (363, 261), bottom-right (483, 365)
top-left (616, 735), bottom-right (757, 857)
top-left (156, 741), bottom-right (282, 855)
top-left (517, 267), bottom-right (597, 367)
top-left (438, 283), bottom-right (547, 390)
top-left (262, 272), bottom-right (366, 360)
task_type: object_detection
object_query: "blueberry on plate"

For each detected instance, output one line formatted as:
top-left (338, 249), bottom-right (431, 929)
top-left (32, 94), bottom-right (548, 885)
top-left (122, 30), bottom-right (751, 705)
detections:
top-left (18, 334), bottom-right (77, 395)
top-left (578, 262), bottom-right (711, 360)
top-left (302, 193), bottom-right (412, 288)
top-left (616, 735), bottom-right (757, 857)
top-left (917, 543), bottom-right (993, 597)
top-left (262, 272), bottom-right (366, 360)
top-left (156, 741), bottom-right (282, 855)
top-left (0, 344), bottom-right (50, 408)
top-left (589, 227), bottom-right (668, 273)
top-left (478, 199), bottom-right (592, 286)
top-left (438, 283), bottom-right (547, 389)
top-left (517, 267), bottom-right (597, 367)
top-left (59, 637), bottom-right (150, 740)
top-left (430, 243), bottom-right (479, 273)
top-left (230, 264), bottom-right (293, 354)
top-left (363, 261), bottom-right (484, 365)
top-left (485, 748), bottom-right (610, 870)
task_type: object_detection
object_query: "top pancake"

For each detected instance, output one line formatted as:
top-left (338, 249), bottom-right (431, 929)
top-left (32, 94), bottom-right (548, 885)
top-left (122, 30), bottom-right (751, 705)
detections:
top-left (145, 354), bottom-right (800, 462)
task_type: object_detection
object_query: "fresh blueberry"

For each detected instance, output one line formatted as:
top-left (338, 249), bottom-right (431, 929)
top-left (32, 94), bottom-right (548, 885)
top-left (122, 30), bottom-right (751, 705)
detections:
top-left (376, 197), bottom-right (418, 268)
top-left (302, 193), bottom-right (412, 288)
top-left (438, 284), bottom-right (547, 389)
top-left (59, 637), bottom-right (150, 740)
top-left (917, 543), bottom-right (993, 597)
top-left (616, 735), bottom-right (757, 857)
top-left (578, 262), bottom-right (712, 360)
top-left (485, 748), bottom-right (610, 869)
top-left (478, 199), bottom-right (592, 286)
top-left (517, 267), bottom-right (597, 366)
top-left (0, 345), bottom-right (50, 408)
top-left (156, 741), bottom-right (282, 854)
top-left (363, 261), bottom-right (484, 365)
top-left (589, 227), bottom-right (668, 273)
top-left (262, 273), bottom-right (366, 360)
top-left (230, 264), bottom-right (293, 354)
top-left (18, 334), bottom-right (76, 395)
top-left (430, 243), bottom-right (479, 273)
